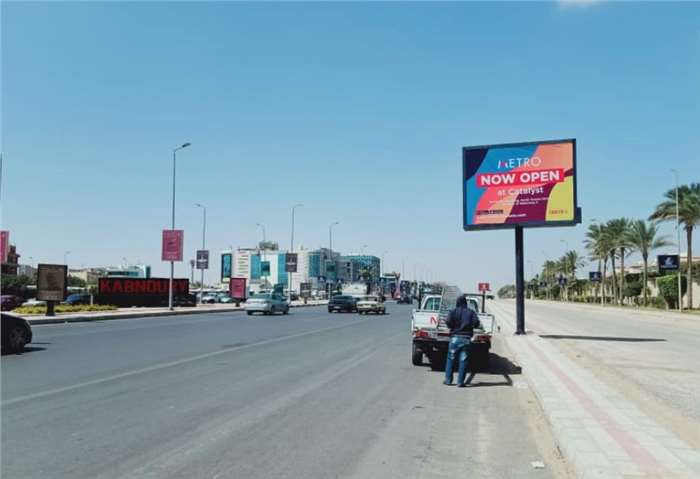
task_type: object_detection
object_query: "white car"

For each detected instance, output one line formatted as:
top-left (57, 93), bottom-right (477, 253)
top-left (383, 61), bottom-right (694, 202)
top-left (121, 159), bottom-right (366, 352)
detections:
top-left (22, 298), bottom-right (46, 307)
top-left (245, 293), bottom-right (290, 316)
top-left (356, 295), bottom-right (386, 315)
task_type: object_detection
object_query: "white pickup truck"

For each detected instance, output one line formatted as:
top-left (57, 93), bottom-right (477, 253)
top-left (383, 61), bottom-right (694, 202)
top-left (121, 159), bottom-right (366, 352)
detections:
top-left (411, 287), bottom-right (495, 371)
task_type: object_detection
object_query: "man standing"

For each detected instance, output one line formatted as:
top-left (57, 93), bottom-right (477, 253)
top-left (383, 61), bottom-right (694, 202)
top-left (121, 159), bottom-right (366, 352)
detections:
top-left (444, 295), bottom-right (481, 387)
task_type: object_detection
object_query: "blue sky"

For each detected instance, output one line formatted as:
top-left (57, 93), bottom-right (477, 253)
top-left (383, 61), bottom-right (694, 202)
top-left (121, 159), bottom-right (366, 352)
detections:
top-left (2, 1), bottom-right (699, 290)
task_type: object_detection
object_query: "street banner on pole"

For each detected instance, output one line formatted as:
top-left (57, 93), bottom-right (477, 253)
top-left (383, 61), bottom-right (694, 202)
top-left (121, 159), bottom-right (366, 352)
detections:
top-left (478, 282), bottom-right (491, 293)
top-left (162, 230), bottom-right (184, 261)
top-left (589, 271), bottom-right (602, 282)
top-left (0, 230), bottom-right (9, 263)
top-left (36, 264), bottom-right (68, 302)
top-left (657, 254), bottom-right (679, 272)
top-left (285, 253), bottom-right (298, 273)
top-left (196, 249), bottom-right (209, 269)
top-left (221, 253), bottom-right (232, 281)
top-left (300, 282), bottom-right (312, 299)
top-left (229, 277), bottom-right (247, 300)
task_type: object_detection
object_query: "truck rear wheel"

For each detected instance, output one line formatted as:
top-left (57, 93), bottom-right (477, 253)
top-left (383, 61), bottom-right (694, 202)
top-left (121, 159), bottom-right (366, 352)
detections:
top-left (412, 344), bottom-right (423, 366)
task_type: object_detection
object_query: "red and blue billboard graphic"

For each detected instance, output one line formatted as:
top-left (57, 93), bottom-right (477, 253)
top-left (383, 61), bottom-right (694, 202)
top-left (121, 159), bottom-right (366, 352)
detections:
top-left (463, 139), bottom-right (580, 230)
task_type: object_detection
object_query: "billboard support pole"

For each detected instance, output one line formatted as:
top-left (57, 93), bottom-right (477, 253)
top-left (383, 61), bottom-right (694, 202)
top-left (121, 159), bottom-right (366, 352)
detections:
top-left (515, 226), bottom-right (526, 335)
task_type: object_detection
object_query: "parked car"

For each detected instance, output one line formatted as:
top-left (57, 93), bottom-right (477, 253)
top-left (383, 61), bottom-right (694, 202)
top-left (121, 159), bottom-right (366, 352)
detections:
top-left (245, 293), bottom-right (289, 315)
top-left (356, 295), bottom-right (386, 315)
top-left (22, 298), bottom-right (46, 307)
top-left (200, 293), bottom-right (219, 304)
top-left (217, 292), bottom-right (234, 303)
top-left (1, 313), bottom-right (33, 354)
top-left (328, 295), bottom-right (358, 313)
top-left (1, 295), bottom-right (25, 311)
top-left (63, 293), bottom-right (92, 305)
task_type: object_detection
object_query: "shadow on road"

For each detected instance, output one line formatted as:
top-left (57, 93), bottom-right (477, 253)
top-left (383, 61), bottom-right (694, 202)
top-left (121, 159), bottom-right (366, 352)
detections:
top-left (2, 346), bottom-right (47, 356)
top-left (540, 334), bottom-right (666, 343)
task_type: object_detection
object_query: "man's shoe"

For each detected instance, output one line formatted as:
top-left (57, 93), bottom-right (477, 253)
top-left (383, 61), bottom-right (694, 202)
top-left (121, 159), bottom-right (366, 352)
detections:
top-left (443, 381), bottom-right (452, 386)
top-left (457, 383), bottom-right (469, 388)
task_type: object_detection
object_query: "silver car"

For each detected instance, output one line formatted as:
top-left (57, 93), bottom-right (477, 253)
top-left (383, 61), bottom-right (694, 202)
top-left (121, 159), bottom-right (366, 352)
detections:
top-left (245, 293), bottom-right (290, 316)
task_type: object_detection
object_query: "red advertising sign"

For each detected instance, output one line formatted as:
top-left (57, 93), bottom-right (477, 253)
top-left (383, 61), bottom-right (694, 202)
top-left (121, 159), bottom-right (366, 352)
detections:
top-left (478, 282), bottom-right (491, 293)
top-left (229, 277), bottom-right (247, 300)
top-left (0, 230), bottom-right (8, 263)
top-left (161, 230), bottom-right (184, 262)
top-left (99, 278), bottom-right (189, 295)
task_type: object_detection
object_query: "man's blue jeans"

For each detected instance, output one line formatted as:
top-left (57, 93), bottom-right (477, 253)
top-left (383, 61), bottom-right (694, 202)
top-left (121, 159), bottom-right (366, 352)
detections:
top-left (444, 335), bottom-right (471, 385)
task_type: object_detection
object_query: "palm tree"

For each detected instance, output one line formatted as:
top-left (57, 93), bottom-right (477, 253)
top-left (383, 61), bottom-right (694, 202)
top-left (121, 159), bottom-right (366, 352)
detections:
top-left (626, 220), bottom-right (673, 306)
top-left (606, 218), bottom-right (633, 304)
top-left (650, 183), bottom-right (700, 309)
top-left (585, 223), bottom-right (610, 304)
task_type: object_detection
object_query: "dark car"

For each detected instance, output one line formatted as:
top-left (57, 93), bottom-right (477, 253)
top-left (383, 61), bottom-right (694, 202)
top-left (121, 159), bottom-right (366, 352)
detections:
top-left (63, 293), bottom-right (92, 305)
top-left (1, 313), bottom-right (33, 354)
top-left (328, 295), bottom-right (358, 313)
top-left (1, 295), bottom-right (25, 311)
top-left (397, 295), bottom-right (413, 304)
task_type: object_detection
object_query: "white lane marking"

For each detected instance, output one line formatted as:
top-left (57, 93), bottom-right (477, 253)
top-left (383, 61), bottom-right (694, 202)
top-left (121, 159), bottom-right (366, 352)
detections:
top-left (2, 318), bottom-right (369, 407)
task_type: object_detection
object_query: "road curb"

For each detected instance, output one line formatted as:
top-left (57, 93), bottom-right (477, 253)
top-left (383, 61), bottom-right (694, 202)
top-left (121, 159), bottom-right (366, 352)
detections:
top-left (24, 302), bottom-right (327, 325)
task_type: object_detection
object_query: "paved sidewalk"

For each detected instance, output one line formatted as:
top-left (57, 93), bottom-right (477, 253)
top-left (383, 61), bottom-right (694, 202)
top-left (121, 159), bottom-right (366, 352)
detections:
top-left (22, 300), bottom-right (328, 325)
top-left (489, 300), bottom-right (700, 479)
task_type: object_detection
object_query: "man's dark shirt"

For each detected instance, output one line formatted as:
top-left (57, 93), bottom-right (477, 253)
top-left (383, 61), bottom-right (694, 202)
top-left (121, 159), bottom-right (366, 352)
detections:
top-left (446, 306), bottom-right (481, 337)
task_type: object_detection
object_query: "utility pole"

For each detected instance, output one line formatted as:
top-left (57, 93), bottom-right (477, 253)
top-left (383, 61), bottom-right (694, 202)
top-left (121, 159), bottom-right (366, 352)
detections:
top-left (169, 142), bottom-right (191, 310)
top-left (289, 204), bottom-right (303, 301)
top-left (672, 169), bottom-right (682, 312)
top-left (195, 203), bottom-right (207, 304)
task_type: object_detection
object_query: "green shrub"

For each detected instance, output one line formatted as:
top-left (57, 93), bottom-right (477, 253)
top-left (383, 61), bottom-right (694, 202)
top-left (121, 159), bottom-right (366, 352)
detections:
top-left (656, 274), bottom-right (687, 309)
top-left (13, 304), bottom-right (118, 315)
top-left (622, 281), bottom-right (642, 299)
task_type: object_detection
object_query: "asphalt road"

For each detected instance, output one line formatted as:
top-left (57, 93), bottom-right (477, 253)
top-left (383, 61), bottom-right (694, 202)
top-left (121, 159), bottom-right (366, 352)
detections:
top-left (2, 303), bottom-right (570, 479)
top-left (495, 299), bottom-right (700, 451)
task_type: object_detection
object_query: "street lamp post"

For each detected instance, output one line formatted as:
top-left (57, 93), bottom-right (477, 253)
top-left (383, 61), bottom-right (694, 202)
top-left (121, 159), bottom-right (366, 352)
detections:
top-left (169, 142), bottom-right (191, 311)
top-left (256, 223), bottom-right (266, 243)
top-left (672, 169), bottom-right (682, 312)
top-left (195, 203), bottom-right (207, 305)
top-left (289, 204), bottom-right (303, 301)
top-left (328, 221), bottom-right (339, 297)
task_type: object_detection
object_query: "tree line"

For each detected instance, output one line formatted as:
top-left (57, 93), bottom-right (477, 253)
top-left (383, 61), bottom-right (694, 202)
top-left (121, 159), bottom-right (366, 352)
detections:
top-left (500, 183), bottom-right (700, 309)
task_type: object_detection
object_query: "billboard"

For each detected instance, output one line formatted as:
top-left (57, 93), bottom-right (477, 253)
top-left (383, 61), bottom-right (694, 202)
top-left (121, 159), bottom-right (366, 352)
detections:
top-left (478, 282), bottom-right (491, 292)
top-left (221, 253), bottom-right (232, 281)
top-left (285, 253), bottom-right (298, 273)
top-left (196, 249), bottom-right (209, 270)
top-left (300, 282), bottom-right (312, 298)
top-left (229, 277), bottom-right (247, 300)
top-left (463, 139), bottom-right (580, 230)
top-left (162, 230), bottom-right (184, 261)
top-left (589, 271), bottom-right (602, 282)
top-left (0, 230), bottom-right (8, 263)
top-left (658, 254), bottom-right (679, 272)
top-left (98, 277), bottom-right (191, 307)
top-left (36, 264), bottom-right (68, 302)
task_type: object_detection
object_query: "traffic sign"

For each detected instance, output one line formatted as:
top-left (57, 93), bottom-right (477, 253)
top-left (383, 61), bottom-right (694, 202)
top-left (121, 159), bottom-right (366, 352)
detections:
top-left (196, 250), bottom-right (209, 270)
top-left (478, 282), bottom-right (491, 293)
top-left (285, 253), bottom-right (298, 273)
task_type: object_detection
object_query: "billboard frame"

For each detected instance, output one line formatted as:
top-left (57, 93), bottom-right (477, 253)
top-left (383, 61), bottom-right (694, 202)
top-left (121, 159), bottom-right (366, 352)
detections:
top-left (462, 138), bottom-right (580, 231)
